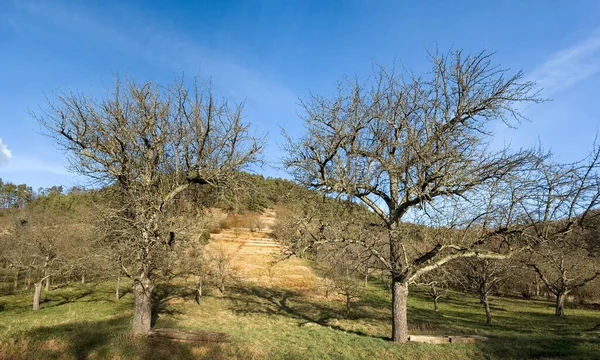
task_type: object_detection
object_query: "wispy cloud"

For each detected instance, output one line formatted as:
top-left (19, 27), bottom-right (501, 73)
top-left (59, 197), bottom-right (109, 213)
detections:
top-left (12, 0), bottom-right (297, 116)
top-left (11, 0), bottom-right (297, 177)
top-left (2, 155), bottom-right (70, 176)
top-left (0, 138), bottom-right (12, 167)
top-left (529, 29), bottom-right (600, 96)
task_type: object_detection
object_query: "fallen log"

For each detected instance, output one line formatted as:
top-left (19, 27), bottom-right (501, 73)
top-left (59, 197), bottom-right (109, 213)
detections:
top-left (149, 328), bottom-right (231, 343)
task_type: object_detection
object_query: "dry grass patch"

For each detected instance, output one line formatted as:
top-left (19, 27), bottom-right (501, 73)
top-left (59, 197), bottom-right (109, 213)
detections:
top-left (218, 213), bottom-right (265, 232)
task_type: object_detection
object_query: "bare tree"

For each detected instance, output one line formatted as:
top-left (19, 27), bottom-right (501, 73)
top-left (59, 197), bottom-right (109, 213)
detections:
top-left (205, 244), bottom-right (238, 295)
top-left (454, 257), bottom-right (507, 324)
top-left (2, 210), bottom-right (94, 310)
top-left (1, 218), bottom-right (32, 292)
top-left (283, 50), bottom-right (541, 342)
top-left (34, 77), bottom-right (263, 335)
top-left (327, 258), bottom-right (364, 317)
top-left (412, 266), bottom-right (450, 312)
top-left (520, 148), bottom-right (600, 316)
top-left (525, 236), bottom-right (599, 316)
top-left (178, 230), bottom-right (211, 304)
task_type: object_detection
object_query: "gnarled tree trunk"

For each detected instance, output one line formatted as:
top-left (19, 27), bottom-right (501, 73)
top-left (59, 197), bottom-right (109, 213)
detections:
top-left (392, 278), bottom-right (409, 343)
top-left (132, 274), bottom-right (154, 335)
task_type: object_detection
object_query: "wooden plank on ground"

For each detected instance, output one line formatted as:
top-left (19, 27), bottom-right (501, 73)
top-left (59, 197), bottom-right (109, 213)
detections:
top-left (149, 328), bottom-right (232, 343)
top-left (408, 335), bottom-right (450, 344)
top-left (408, 335), bottom-right (487, 344)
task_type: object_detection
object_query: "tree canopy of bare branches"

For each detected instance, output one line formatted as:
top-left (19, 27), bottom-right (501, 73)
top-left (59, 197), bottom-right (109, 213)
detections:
top-left (517, 146), bottom-right (600, 316)
top-left (283, 50), bottom-right (542, 343)
top-left (34, 76), bottom-right (263, 335)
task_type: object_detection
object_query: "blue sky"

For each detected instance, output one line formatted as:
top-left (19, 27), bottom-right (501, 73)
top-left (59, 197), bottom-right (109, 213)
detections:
top-left (1, 0), bottom-right (600, 190)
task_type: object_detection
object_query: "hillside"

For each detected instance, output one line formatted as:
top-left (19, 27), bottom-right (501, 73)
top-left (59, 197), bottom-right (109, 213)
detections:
top-left (0, 210), bottom-right (598, 359)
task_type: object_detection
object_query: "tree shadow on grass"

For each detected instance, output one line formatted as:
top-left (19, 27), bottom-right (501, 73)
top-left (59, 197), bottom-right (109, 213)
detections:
top-left (11, 315), bottom-right (206, 360)
top-left (41, 288), bottom-right (94, 308)
top-left (406, 292), bottom-right (600, 360)
top-left (226, 284), bottom-right (389, 340)
top-left (476, 333), bottom-right (600, 360)
top-left (150, 283), bottom-right (195, 327)
top-left (18, 315), bottom-right (129, 360)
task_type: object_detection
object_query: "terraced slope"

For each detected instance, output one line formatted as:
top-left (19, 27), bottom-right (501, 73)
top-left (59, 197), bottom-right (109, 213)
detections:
top-left (207, 210), bottom-right (323, 294)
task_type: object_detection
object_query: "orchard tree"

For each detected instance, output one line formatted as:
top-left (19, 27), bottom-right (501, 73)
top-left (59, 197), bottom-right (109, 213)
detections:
top-left (325, 253), bottom-right (365, 317)
top-left (520, 148), bottom-right (600, 316)
top-left (2, 210), bottom-right (93, 310)
top-left (412, 266), bottom-right (451, 312)
top-left (454, 257), bottom-right (507, 324)
top-left (35, 77), bottom-right (263, 335)
top-left (284, 50), bottom-right (541, 343)
top-left (526, 237), bottom-right (599, 316)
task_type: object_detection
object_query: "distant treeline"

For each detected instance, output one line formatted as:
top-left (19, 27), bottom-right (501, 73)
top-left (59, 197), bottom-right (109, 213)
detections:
top-left (0, 179), bottom-right (94, 212)
top-left (0, 173), bottom-right (306, 214)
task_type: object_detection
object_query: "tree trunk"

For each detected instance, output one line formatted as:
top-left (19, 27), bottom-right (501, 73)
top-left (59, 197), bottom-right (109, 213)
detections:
top-left (13, 268), bottom-right (20, 291)
top-left (483, 297), bottom-right (492, 325)
top-left (433, 296), bottom-right (439, 312)
top-left (479, 292), bottom-right (492, 325)
top-left (115, 274), bottom-right (121, 301)
top-left (196, 280), bottom-right (203, 305)
top-left (43, 258), bottom-right (50, 291)
top-left (345, 293), bottom-right (351, 317)
top-left (32, 282), bottom-right (42, 310)
top-left (391, 279), bottom-right (409, 343)
top-left (132, 275), bottom-right (154, 335)
top-left (26, 270), bottom-right (31, 290)
top-left (555, 291), bottom-right (567, 317)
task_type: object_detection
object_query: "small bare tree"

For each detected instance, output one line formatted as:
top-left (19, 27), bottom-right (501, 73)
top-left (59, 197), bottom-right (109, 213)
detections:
top-left (205, 244), bottom-right (238, 295)
top-left (35, 77), bottom-right (263, 335)
top-left (330, 266), bottom-right (364, 317)
top-left (520, 147), bottom-right (600, 316)
top-left (320, 246), bottom-right (366, 316)
top-left (525, 236), bottom-right (599, 316)
top-left (178, 231), bottom-right (211, 304)
top-left (412, 266), bottom-right (450, 312)
top-left (454, 257), bottom-right (507, 325)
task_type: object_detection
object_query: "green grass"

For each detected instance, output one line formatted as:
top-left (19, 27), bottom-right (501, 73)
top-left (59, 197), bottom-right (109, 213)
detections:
top-left (0, 277), bottom-right (599, 359)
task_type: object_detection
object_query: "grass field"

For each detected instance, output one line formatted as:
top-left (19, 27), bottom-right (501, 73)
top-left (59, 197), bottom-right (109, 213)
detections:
top-left (0, 269), bottom-right (599, 360)
top-left (1, 222), bottom-right (599, 359)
